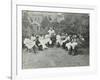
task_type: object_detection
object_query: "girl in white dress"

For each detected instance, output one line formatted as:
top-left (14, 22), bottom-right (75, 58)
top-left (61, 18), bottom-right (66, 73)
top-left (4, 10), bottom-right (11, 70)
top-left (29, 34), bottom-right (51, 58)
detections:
top-left (24, 36), bottom-right (36, 53)
top-left (56, 34), bottom-right (61, 47)
top-left (39, 35), bottom-right (48, 49)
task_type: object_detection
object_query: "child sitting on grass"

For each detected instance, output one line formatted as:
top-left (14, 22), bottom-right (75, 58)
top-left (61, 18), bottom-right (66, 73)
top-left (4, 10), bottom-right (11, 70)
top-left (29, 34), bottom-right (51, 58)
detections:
top-left (24, 35), bottom-right (37, 54)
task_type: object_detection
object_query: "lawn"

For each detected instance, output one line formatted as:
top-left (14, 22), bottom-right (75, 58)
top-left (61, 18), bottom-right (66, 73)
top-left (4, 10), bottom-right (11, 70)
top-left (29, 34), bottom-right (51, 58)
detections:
top-left (22, 47), bottom-right (89, 69)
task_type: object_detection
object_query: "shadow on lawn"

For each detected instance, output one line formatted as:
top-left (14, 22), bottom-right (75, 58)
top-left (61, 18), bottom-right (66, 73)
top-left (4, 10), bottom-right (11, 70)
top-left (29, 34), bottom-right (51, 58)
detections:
top-left (77, 47), bottom-right (89, 55)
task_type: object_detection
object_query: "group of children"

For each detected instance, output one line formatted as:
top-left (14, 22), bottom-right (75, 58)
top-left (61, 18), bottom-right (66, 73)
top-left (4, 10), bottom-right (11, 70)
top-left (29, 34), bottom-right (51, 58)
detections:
top-left (56, 33), bottom-right (84, 55)
top-left (23, 32), bottom-right (85, 55)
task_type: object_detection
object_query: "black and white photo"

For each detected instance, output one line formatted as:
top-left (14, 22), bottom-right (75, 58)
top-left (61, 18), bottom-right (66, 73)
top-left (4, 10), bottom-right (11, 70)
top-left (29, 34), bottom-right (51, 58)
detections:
top-left (22, 11), bottom-right (90, 69)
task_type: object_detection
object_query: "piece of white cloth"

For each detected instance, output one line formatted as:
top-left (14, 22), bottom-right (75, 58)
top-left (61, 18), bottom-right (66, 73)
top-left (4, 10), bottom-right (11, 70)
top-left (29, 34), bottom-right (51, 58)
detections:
top-left (45, 34), bottom-right (51, 44)
top-left (48, 30), bottom-right (55, 36)
top-left (31, 36), bottom-right (36, 41)
top-left (71, 42), bottom-right (78, 49)
top-left (65, 42), bottom-right (72, 50)
top-left (56, 35), bottom-right (61, 44)
top-left (24, 38), bottom-right (35, 49)
top-left (39, 38), bottom-right (48, 49)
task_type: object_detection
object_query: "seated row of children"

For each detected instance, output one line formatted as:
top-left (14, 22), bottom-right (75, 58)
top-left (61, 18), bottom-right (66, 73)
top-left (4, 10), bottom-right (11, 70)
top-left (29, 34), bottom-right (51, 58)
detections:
top-left (24, 33), bottom-right (53, 53)
top-left (24, 33), bottom-right (85, 55)
top-left (58, 33), bottom-right (85, 55)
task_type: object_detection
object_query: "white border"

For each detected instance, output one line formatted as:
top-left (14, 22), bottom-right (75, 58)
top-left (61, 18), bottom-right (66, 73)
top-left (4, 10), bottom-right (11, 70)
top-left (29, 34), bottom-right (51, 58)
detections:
top-left (12, 3), bottom-right (97, 80)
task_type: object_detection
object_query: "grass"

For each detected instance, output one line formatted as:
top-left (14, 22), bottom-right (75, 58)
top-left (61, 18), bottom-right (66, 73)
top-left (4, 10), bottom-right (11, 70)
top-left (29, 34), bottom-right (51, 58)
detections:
top-left (22, 47), bottom-right (89, 69)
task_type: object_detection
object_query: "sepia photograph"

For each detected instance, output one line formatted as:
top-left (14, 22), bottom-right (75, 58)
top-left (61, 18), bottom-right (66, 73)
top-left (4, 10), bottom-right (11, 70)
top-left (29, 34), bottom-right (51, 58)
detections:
top-left (22, 10), bottom-right (90, 69)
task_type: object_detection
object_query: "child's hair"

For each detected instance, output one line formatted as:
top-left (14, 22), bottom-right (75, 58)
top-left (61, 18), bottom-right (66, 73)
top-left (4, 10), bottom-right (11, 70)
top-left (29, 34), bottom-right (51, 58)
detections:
top-left (32, 33), bottom-right (35, 36)
top-left (36, 35), bottom-right (39, 39)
